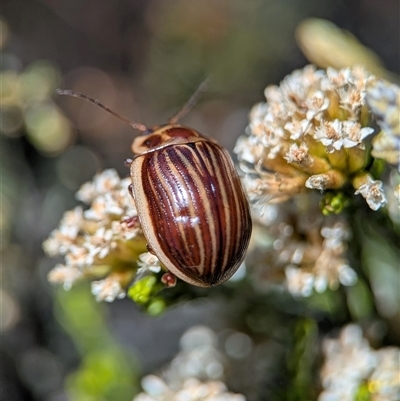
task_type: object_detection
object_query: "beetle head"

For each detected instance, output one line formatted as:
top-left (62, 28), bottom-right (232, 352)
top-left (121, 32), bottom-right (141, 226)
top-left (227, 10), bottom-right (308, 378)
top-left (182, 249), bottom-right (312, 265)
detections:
top-left (131, 124), bottom-right (208, 155)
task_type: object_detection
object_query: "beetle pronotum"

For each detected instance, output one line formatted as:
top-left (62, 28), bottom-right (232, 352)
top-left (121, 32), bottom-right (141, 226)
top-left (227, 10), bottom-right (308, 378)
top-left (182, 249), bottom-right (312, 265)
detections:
top-left (57, 81), bottom-right (252, 287)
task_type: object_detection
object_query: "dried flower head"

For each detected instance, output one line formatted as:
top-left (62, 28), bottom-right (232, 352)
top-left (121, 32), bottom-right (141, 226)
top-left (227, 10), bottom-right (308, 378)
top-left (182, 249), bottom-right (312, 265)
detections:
top-left (235, 65), bottom-right (393, 212)
top-left (43, 169), bottom-right (156, 302)
top-left (319, 324), bottom-right (400, 401)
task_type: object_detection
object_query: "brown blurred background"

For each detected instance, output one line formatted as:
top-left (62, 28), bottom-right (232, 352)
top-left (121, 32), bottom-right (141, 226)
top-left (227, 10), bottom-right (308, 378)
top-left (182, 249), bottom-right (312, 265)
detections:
top-left (1, 1), bottom-right (399, 400)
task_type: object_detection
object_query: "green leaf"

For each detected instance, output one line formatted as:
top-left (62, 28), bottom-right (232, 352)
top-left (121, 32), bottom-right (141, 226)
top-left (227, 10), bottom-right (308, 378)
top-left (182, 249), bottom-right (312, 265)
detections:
top-left (346, 279), bottom-right (374, 320)
top-left (359, 221), bottom-right (400, 319)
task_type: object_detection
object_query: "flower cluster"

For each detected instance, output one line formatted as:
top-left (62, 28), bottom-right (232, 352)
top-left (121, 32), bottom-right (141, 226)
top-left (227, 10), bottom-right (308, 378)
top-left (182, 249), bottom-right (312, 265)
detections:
top-left (366, 78), bottom-right (400, 171)
top-left (133, 326), bottom-right (246, 401)
top-left (234, 65), bottom-right (400, 297)
top-left (319, 324), bottom-right (400, 401)
top-left (43, 169), bottom-right (161, 302)
top-left (134, 378), bottom-right (244, 401)
top-left (235, 65), bottom-right (392, 211)
top-left (250, 195), bottom-right (356, 297)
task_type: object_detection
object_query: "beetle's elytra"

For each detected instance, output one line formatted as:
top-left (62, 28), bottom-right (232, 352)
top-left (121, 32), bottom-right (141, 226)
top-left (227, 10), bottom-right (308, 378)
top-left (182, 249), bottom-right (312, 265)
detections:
top-left (56, 83), bottom-right (252, 287)
top-left (130, 124), bottom-right (252, 287)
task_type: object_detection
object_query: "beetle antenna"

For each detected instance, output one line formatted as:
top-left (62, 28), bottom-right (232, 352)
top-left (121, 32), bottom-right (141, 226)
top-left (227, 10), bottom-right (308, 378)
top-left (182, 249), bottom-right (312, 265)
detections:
top-left (168, 77), bottom-right (210, 124)
top-left (56, 89), bottom-right (148, 132)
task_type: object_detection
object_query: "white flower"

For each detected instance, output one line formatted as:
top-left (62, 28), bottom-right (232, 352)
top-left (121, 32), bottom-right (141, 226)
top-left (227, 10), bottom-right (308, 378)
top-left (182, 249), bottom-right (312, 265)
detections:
top-left (111, 218), bottom-right (140, 241)
top-left (284, 143), bottom-right (311, 165)
top-left (76, 169), bottom-right (122, 203)
top-left (84, 226), bottom-right (115, 259)
top-left (322, 67), bottom-right (352, 90)
top-left (258, 122), bottom-right (286, 159)
top-left (42, 207), bottom-right (83, 256)
top-left (134, 378), bottom-right (245, 401)
top-left (366, 78), bottom-right (400, 171)
top-left (314, 120), bottom-right (343, 151)
top-left (47, 263), bottom-right (82, 290)
top-left (137, 252), bottom-right (162, 274)
top-left (83, 195), bottom-right (109, 221)
top-left (369, 348), bottom-right (400, 400)
top-left (91, 276), bottom-right (126, 302)
top-left (321, 222), bottom-right (349, 249)
top-left (342, 121), bottom-right (374, 148)
top-left (233, 135), bottom-right (263, 165)
top-left (305, 174), bottom-right (330, 190)
top-left (319, 324), bottom-right (400, 401)
top-left (65, 244), bottom-right (94, 268)
top-left (337, 264), bottom-right (358, 287)
top-left (133, 326), bottom-right (246, 401)
top-left (355, 177), bottom-right (387, 210)
top-left (44, 169), bottom-right (146, 302)
top-left (305, 90), bottom-right (330, 120)
top-left (284, 118), bottom-right (310, 139)
top-left (285, 266), bottom-right (314, 297)
top-left (235, 65), bottom-right (378, 204)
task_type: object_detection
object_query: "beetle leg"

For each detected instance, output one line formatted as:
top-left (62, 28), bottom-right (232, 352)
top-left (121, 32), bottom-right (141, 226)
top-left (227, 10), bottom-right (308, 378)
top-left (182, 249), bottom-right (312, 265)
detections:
top-left (128, 184), bottom-right (135, 200)
top-left (146, 244), bottom-right (156, 255)
top-left (122, 216), bottom-right (139, 228)
top-left (161, 272), bottom-right (177, 287)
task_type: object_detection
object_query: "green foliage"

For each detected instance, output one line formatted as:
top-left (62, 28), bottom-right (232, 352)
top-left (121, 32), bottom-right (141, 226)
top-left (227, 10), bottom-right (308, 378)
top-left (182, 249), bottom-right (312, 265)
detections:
top-left (286, 319), bottom-right (318, 401)
top-left (355, 382), bottom-right (372, 401)
top-left (66, 348), bottom-right (137, 401)
top-left (358, 219), bottom-right (400, 320)
top-left (320, 192), bottom-right (350, 215)
top-left (128, 275), bottom-right (162, 305)
top-left (346, 278), bottom-right (374, 320)
top-left (55, 284), bottom-right (139, 401)
top-left (146, 297), bottom-right (167, 316)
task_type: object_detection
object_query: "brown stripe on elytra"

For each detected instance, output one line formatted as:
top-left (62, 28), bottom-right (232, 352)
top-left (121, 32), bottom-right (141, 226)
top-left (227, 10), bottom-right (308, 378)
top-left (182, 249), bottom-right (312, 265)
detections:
top-left (169, 147), bottom-right (209, 271)
top-left (141, 156), bottom-right (175, 248)
top-left (217, 148), bottom-right (243, 271)
top-left (234, 175), bottom-right (252, 273)
top-left (206, 144), bottom-right (238, 268)
top-left (176, 143), bottom-right (223, 279)
top-left (173, 145), bottom-right (220, 276)
top-left (142, 153), bottom-right (188, 266)
top-left (219, 145), bottom-right (252, 268)
top-left (153, 150), bottom-right (204, 271)
top-left (140, 140), bottom-right (251, 286)
top-left (181, 141), bottom-right (240, 282)
top-left (191, 141), bottom-right (243, 283)
top-left (227, 168), bottom-right (250, 267)
top-left (198, 143), bottom-right (232, 278)
top-left (227, 175), bottom-right (249, 272)
top-left (156, 149), bottom-right (193, 250)
top-left (170, 145), bottom-right (222, 280)
top-left (215, 149), bottom-right (244, 281)
top-left (140, 156), bottom-right (166, 235)
top-left (199, 142), bottom-right (251, 283)
top-left (196, 142), bottom-right (238, 280)
top-left (142, 145), bottom-right (217, 284)
top-left (161, 147), bottom-right (205, 270)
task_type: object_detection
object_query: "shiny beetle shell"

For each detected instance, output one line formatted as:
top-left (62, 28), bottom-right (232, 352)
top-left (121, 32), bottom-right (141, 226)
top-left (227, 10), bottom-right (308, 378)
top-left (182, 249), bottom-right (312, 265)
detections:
top-left (129, 124), bottom-right (252, 287)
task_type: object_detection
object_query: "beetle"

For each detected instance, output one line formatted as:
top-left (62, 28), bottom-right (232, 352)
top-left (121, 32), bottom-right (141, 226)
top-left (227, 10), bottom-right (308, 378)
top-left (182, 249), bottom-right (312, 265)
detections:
top-left (56, 82), bottom-right (252, 287)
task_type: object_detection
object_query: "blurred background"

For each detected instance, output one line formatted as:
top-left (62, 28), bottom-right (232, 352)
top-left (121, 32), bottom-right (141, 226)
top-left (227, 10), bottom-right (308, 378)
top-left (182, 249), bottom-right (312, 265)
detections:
top-left (1, 1), bottom-right (399, 400)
